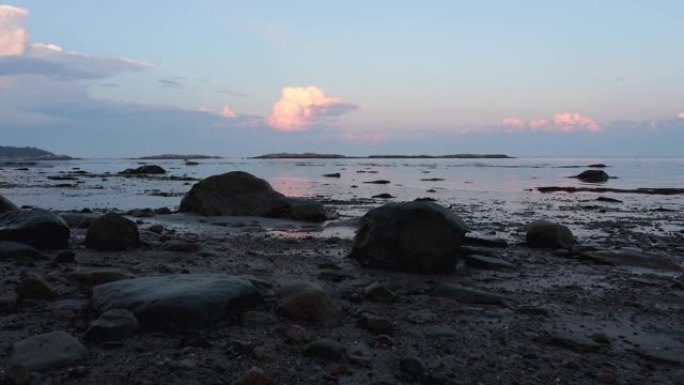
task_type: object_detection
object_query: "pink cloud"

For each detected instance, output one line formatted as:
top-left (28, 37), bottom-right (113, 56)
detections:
top-left (553, 112), bottom-right (600, 133)
top-left (220, 106), bottom-right (236, 118)
top-left (266, 86), bottom-right (358, 132)
top-left (528, 119), bottom-right (547, 130)
top-left (0, 5), bottom-right (28, 56)
top-left (677, 112), bottom-right (684, 119)
top-left (501, 117), bottom-right (525, 129)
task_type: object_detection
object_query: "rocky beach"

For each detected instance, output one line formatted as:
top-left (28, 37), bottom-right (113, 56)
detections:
top-left (0, 158), bottom-right (683, 385)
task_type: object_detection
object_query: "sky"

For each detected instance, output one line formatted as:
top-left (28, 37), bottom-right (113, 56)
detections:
top-left (1, 1), bottom-right (683, 157)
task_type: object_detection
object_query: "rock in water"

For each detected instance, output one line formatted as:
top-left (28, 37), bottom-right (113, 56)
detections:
top-left (91, 274), bottom-right (261, 328)
top-left (85, 213), bottom-right (140, 251)
top-left (179, 171), bottom-right (325, 221)
top-left (0, 193), bottom-right (18, 214)
top-left (349, 201), bottom-right (468, 274)
top-left (6, 331), bottom-right (87, 382)
top-left (0, 209), bottom-right (70, 249)
top-left (526, 220), bottom-right (575, 249)
top-left (575, 170), bottom-right (609, 183)
top-left (119, 165), bottom-right (166, 175)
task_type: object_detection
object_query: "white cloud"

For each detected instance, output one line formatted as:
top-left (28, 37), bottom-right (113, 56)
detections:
top-left (0, 5), bottom-right (27, 56)
top-left (266, 86), bottom-right (358, 132)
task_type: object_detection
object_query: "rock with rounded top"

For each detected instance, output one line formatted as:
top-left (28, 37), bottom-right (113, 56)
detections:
top-left (575, 170), bottom-right (609, 183)
top-left (6, 331), bottom-right (88, 383)
top-left (302, 338), bottom-right (345, 361)
top-left (69, 268), bottom-right (133, 287)
top-left (85, 213), bottom-right (140, 251)
top-left (0, 193), bottom-right (18, 214)
top-left (91, 274), bottom-right (261, 328)
top-left (0, 209), bottom-right (70, 249)
top-left (349, 201), bottom-right (468, 274)
top-left (0, 241), bottom-right (47, 262)
top-left (16, 274), bottom-right (56, 300)
top-left (279, 281), bottom-right (341, 325)
top-left (179, 171), bottom-right (326, 221)
top-left (85, 309), bottom-right (139, 341)
top-left (119, 165), bottom-right (166, 175)
top-left (526, 220), bottom-right (575, 249)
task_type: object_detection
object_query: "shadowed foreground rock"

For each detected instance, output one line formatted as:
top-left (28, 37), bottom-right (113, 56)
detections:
top-left (85, 213), bottom-right (140, 251)
top-left (179, 171), bottom-right (326, 221)
top-left (526, 220), bottom-right (575, 249)
top-left (6, 331), bottom-right (88, 383)
top-left (0, 209), bottom-right (70, 249)
top-left (91, 274), bottom-right (262, 328)
top-left (0, 193), bottom-right (18, 214)
top-left (349, 201), bottom-right (468, 274)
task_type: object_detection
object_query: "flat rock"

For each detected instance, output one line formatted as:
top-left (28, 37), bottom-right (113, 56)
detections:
top-left (119, 165), bottom-right (166, 175)
top-left (637, 348), bottom-right (684, 366)
top-left (85, 309), bottom-right (139, 341)
top-left (279, 281), bottom-right (341, 325)
top-left (431, 282), bottom-right (511, 305)
top-left (350, 201), bottom-right (468, 274)
top-left (160, 241), bottom-right (201, 252)
top-left (0, 241), bottom-right (47, 262)
top-left (358, 313), bottom-right (394, 335)
top-left (363, 282), bottom-right (397, 303)
top-left (581, 249), bottom-right (683, 271)
top-left (91, 274), bottom-right (261, 327)
top-left (85, 213), bottom-right (140, 251)
top-left (6, 331), bottom-right (88, 381)
top-left (545, 332), bottom-right (602, 353)
top-left (69, 268), bottom-right (133, 287)
top-left (464, 254), bottom-right (516, 270)
top-left (526, 220), bottom-right (575, 249)
top-left (0, 209), bottom-right (70, 249)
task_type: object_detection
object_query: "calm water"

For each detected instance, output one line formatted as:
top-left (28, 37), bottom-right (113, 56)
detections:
top-left (1, 157), bottom-right (683, 214)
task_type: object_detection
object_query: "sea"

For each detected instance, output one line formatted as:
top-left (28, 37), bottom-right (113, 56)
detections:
top-left (1, 157), bottom-right (683, 238)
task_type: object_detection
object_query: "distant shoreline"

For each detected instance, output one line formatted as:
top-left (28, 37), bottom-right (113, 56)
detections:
top-left (252, 152), bottom-right (514, 159)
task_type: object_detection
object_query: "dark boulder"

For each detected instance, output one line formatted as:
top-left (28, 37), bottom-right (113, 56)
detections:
top-left (179, 171), bottom-right (326, 221)
top-left (119, 165), bottom-right (166, 175)
top-left (0, 241), bottom-right (47, 262)
top-left (85, 213), bottom-right (140, 251)
top-left (349, 201), bottom-right (468, 274)
top-left (575, 170), bottom-right (609, 183)
top-left (0, 209), bottom-right (70, 249)
top-left (0, 194), bottom-right (18, 214)
top-left (526, 220), bottom-right (575, 249)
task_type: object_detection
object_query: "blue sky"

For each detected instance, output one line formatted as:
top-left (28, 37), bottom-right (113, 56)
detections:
top-left (1, 1), bottom-right (683, 157)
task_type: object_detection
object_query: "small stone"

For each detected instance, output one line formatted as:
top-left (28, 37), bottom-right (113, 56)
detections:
top-left (160, 241), bottom-right (201, 252)
top-left (232, 366), bottom-right (271, 385)
top-left (279, 281), bottom-right (341, 325)
top-left (17, 274), bottom-right (56, 300)
top-left (85, 212), bottom-right (140, 251)
top-left (546, 332), bottom-right (602, 353)
top-left (0, 293), bottom-right (18, 313)
top-left (526, 220), bottom-right (575, 249)
top-left (241, 311), bottom-right (272, 326)
top-left (407, 309), bottom-right (437, 324)
top-left (374, 334), bottom-right (395, 348)
top-left (284, 325), bottom-right (311, 344)
top-left (302, 338), bottom-right (345, 361)
top-left (85, 309), bottom-right (138, 341)
top-left (358, 313), bottom-right (394, 335)
top-left (400, 357), bottom-right (424, 378)
top-left (148, 224), bottom-right (164, 234)
top-left (363, 283), bottom-right (397, 303)
top-left (55, 250), bottom-right (76, 263)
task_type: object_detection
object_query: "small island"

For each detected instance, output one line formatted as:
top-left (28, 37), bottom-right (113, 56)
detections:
top-left (253, 153), bottom-right (347, 159)
top-left (253, 152), bottom-right (513, 159)
top-left (0, 145), bottom-right (72, 160)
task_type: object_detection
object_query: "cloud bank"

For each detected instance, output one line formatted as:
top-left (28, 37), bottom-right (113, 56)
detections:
top-left (266, 86), bottom-right (358, 131)
top-left (501, 112), bottom-right (600, 133)
top-left (0, 5), bottom-right (27, 56)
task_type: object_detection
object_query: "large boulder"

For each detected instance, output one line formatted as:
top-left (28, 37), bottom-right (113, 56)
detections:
top-left (6, 331), bottom-right (87, 382)
top-left (179, 171), bottom-right (326, 221)
top-left (119, 165), bottom-right (166, 175)
top-left (85, 213), bottom-right (140, 251)
top-left (526, 220), bottom-right (575, 249)
top-left (349, 202), bottom-right (468, 274)
top-left (0, 209), bottom-right (70, 249)
top-left (0, 194), bottom-right (18, 214)
top-left (575, 170), bottom-right (609, 183)
top-left (91, 274), bottom-right (261, 328)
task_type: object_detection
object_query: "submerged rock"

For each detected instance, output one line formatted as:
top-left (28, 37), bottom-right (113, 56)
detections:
top-left (85, 213), bottom-right (140, 251)
top-left (575, 170), bottom-right (610, 183)
top-left (0, 209), bottom-right (70, 249)
top-left (91, 274), bottom-right (261, 327)
top-left (526, 220), bottom-right (575, 249)
top-left (179, 171), bottom-right (326, 221)
top-left (349, 201), bottom-right (468, 274)
top-left (119, 165), bottom-right (166, 175)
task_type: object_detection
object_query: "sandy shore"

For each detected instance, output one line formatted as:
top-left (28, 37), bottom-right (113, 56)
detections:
top-left (1, 196), bottom-right (683, 384)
